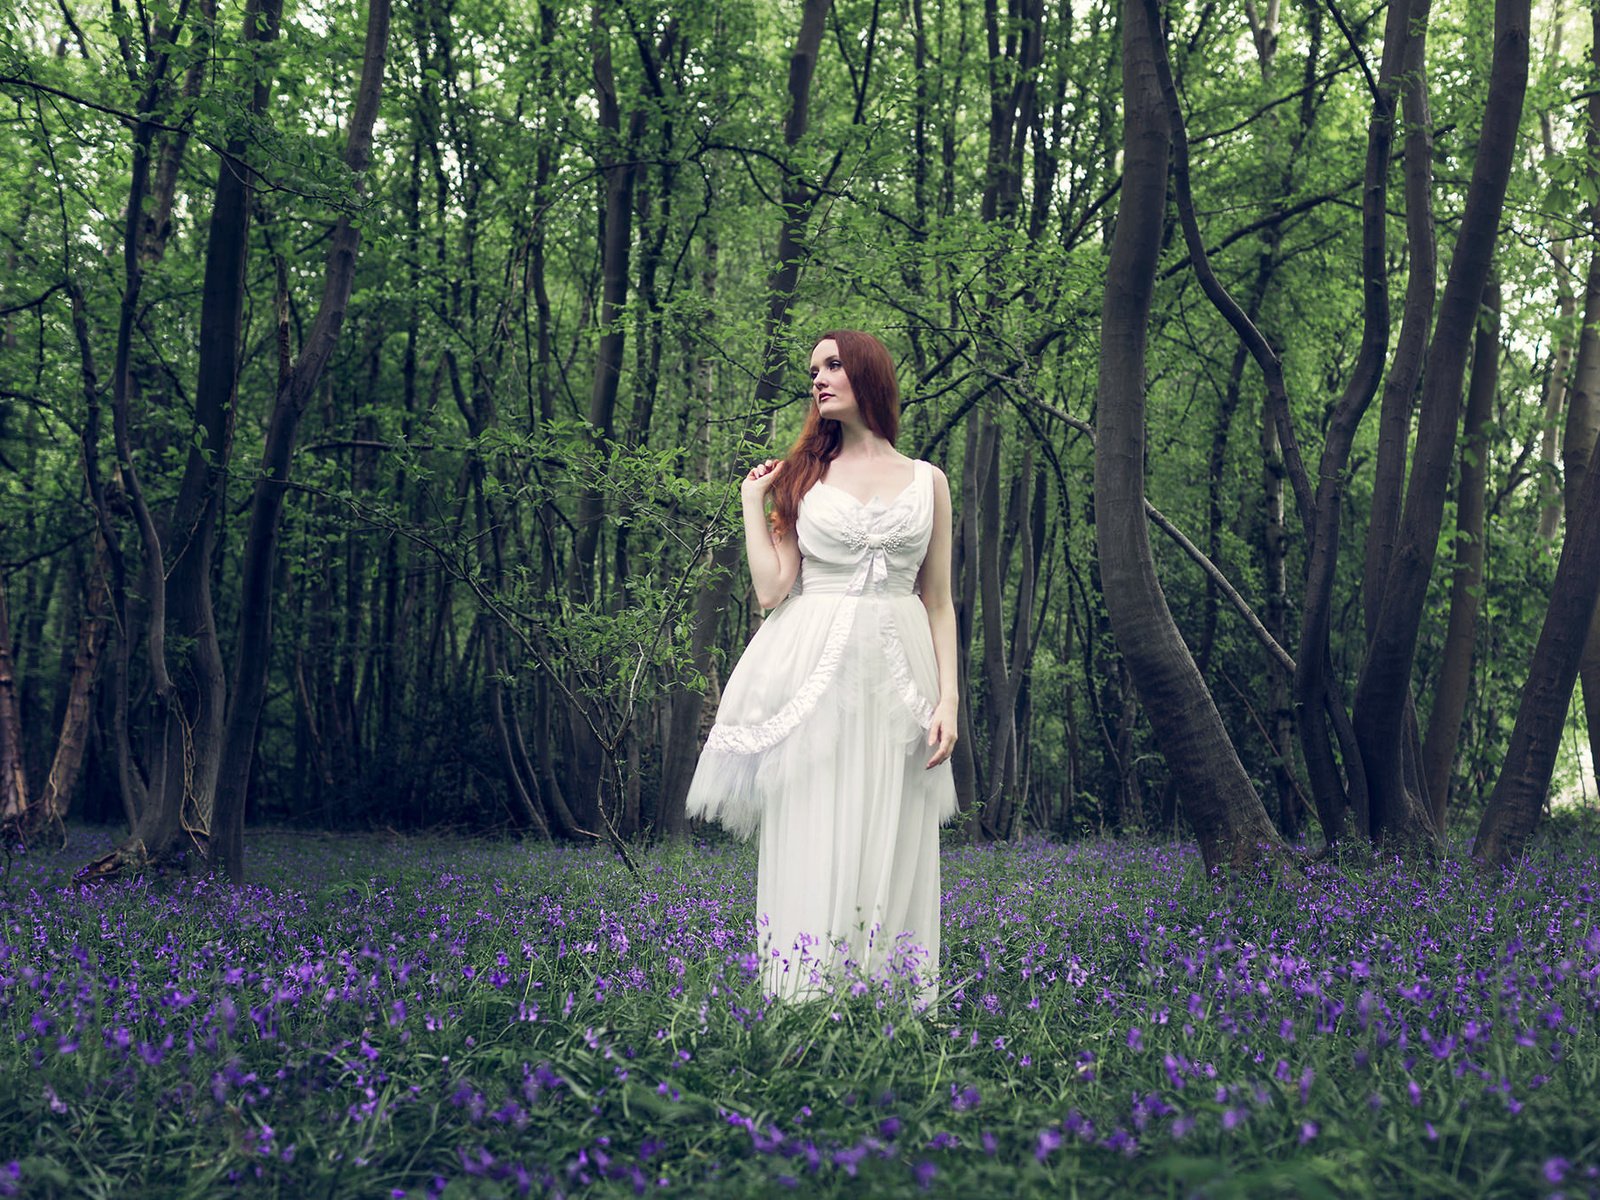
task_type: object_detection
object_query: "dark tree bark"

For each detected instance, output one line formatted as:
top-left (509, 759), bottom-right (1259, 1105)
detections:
top-left (209, 0), bottom-right (393, 882)
top-left (146, 0), bottom-right (285, 860)
top-left (1295, 0), bottom-right (1427, 844)
top-left (34, 543), bottom-right (112, 834)
top-left (0, 576), bottom-right (25, 825)
top-left (65, 283), bottom-right (141, 829)
top-left (570, 3), bottom-right (651, 591)
top-left (1095, 0), bottom-right (1284, 874)
top-left (949, 410), bottom-right (983, 821)
top-left (1243, 0), bottom-right (1323, 841)
top-left (1361, 4), bottom-right (1438, 642)
top-left (1568, 250), bottom-right (1600, 782)
top-left (1535, 107), bottom-right (1577, 543)
top-left (1474, 431), bottom-right (1600, 866)
top-left (73, 0), bottom-right (213, 881)
top-left (1420, 279), bottom-right (1499, 827)
top-left (1353, 0), bottom-right (1529, 850)
top-left (1563, 18), bottom-right (1600, 786)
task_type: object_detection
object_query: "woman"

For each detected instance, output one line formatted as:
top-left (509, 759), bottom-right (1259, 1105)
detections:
top-left (686, 330), bottom-right (959, 1005)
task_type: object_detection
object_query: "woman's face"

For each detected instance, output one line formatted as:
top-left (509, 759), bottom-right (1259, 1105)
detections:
top-left (809, 339), bottom-right (857, 422)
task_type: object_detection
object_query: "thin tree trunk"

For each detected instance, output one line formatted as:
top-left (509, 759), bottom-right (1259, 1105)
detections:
top-left (1474, 430), bottom-right (1600, 866)
top-left (1536, 237), bottom-right (1577, 543)
top-left (1353, 0), bottom-right (1529, 850)
top-left (1554, 247), bottom-right (1600, 783)
top-left (1420, 279), bottom-right (1499, 828)
top-left (655, 242), bottom-right (722, 838)
top-left (1362, 6), bottom-right (1439, 641)
top-left (210, 0), bottom-right (392, 882)
top-left (75, 2), bottom-right (205, 881)
top-left (147, 0), bottom-right (284, 857)
top-left (1562, 18), bottom-right (1600, 787)
top-left (570, 3), bottom-right (649, 591)
top-left (1098, 0), bottom-right (1285, 874)
top-left (1293, 0), bottom-right (1424, 844)
top-left (951, 407), bottom-right (983, 822)
top-left (0, 576), bottom-right (26, 824)
top-left (1536, 7), bottom-right (1575, 542)
top-left (1198, 341), bottom-right (1250, 675)
top-left (34, 541), bottom-right (112, 833)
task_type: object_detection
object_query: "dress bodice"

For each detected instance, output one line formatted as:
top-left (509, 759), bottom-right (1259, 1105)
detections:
top-left (794, 459), bottom-right (933, 598)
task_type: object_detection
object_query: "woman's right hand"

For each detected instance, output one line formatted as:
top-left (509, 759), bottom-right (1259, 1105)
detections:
top-left (741, 458), bottom-right (783, 503)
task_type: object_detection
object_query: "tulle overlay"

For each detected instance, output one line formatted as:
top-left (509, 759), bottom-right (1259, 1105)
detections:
top-left (686, 460), bottom-right (956, 1001)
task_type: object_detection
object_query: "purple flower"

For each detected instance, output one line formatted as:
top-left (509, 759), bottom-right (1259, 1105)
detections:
top-left (1034, 1128), bottom-right (1062, 1162)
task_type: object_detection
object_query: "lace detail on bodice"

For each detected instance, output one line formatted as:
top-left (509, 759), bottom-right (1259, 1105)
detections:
top-left (795, 462), bottom-right (934, 598)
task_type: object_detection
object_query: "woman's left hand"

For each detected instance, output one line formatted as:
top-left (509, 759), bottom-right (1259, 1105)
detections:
top-left (925, 699), bottom-right (958, 769)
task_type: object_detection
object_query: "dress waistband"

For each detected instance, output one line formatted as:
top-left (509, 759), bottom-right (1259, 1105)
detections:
top-left (800, 561), bottom-right (916, 598)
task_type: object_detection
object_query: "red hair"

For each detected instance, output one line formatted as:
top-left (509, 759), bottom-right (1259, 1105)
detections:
top-left (768, 331), bottom-right (901, 537)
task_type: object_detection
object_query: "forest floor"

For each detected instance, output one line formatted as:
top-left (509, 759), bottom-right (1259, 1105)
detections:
top-left (0, 821), bottom-right (1595, 1198)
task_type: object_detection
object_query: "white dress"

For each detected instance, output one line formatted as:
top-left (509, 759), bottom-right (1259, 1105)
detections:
top-left (686, 458), bottom-right (958, 1003)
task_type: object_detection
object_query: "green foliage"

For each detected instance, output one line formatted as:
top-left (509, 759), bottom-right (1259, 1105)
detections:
top-left (0, 0), bottom-right (1594, 844)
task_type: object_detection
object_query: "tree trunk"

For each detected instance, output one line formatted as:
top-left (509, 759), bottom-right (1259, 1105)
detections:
top-left (1474, 432), bottom-right (1600, 866)
top-left (951, 408), bottom-right (984, 823)
top-left (1097, 0), bottom-right (1284, 874)
top-left (1290, 0), bottom-right (1424, 845)
top-left (33, 541), bottom-right (113, 834)
top-left (570, 3), bottom-right (648, 591)
top-left (1352, 0), bottom-right (1528, 850)
top-left (75, 0), bottom-right (214, 881)
top-left (1420, 279), bottom-right (1499, 829)
top-left (210, 0), bottom-right (392, 882)
top-left (1562, 18), bottom-right (1600, 789)
top-left (144, 0), bottom-right (286, 858)
top-left (1555, 245), bottom-right (1600, 787)
top-left (0, 575), bottom-right (26, 825)
top-left (1245, 0), bottom-right (1320, 847)
top-left (1361, 5), bottom-right (1438, 642)
top-left (1536, 118), bottom-right (1577, 542)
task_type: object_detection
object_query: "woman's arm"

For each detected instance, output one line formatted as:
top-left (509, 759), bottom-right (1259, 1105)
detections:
top-left (742, 458), bottom-right (801, 609)
top-left (917, 465), bottom-right (959, 769)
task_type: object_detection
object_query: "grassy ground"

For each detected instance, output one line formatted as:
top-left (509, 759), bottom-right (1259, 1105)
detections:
top-left (0, 822), bottom-right (1596, 1197)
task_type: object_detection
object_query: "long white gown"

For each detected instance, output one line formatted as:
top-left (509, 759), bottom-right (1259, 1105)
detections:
top-left (686, 459), bottom-right (958, 1003)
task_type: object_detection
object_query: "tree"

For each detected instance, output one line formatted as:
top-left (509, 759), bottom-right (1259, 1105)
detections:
top-left (1420, 279), bottom-right (1500, 826)
top-left (1092, 0), bottom-right (1285, 874)
top-left (1350, 0), bottom-right (1531, 850)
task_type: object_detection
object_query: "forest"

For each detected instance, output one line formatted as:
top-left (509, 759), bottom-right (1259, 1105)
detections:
top-left (0, 0), bottom-right (1595, 881)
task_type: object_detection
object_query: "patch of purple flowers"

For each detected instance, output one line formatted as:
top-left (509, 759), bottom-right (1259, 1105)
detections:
top-left (0, 828), bottom-right (1592, 1195)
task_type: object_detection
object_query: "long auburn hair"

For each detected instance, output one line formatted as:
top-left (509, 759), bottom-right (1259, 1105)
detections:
top-left (768, 330), bottom-right (901, 537)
